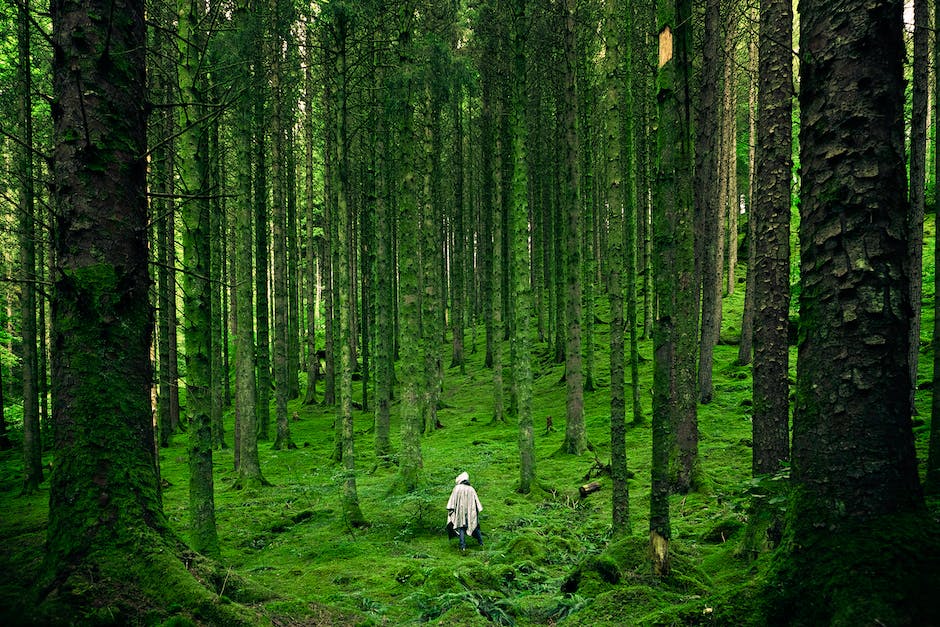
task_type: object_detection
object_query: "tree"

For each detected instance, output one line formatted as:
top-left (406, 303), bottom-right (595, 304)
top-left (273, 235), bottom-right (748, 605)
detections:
top-left (694, 0), bottom-right (722, 406)
top-left (737, 3), bottom-right (759, 367)
top-left (17, 0), bottom-right (42, 494)
top-left (930, 0), bottom-right (940, 497)
top-left (396, 5), bottom-right (424, 492)
top-left (177, 0), bottom-right (220, 558)
top-left (744, 0), bottom-right (792, 554)
top-left (560, 0), bottom-right (587, 456)
top-left (43, 0), bottom-right (252, 619)
top-left (909, 0), bottom-right (928, 417)
top-left (604, 0), bottom-right (630, 533)
top-left (271, 0), bottom-right (296, 452)
top-left (769, 1), bottom-right (939, 622)
top-left (504, 0), bottom-right (536, 494)
top-left (233, 0), bottom-right (266, 489)
top-left (651, 0), bottom-right (696, 575)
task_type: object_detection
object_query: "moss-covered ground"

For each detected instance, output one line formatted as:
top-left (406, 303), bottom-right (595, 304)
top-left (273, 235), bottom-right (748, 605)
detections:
top-left (1, 218), bottom-right (938, 625)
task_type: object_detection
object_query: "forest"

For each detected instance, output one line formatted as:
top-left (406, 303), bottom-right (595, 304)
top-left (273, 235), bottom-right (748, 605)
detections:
top-left (1, 0), bottom-right (939, 624)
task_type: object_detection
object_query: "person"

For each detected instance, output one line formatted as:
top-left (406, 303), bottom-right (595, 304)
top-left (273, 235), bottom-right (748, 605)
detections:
top-left (446, 471), bottom-right (483, 551)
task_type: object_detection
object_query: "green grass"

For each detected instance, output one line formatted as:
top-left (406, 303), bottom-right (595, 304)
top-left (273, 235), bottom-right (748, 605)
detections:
top-left (1, 223), bottom-right (938, 624)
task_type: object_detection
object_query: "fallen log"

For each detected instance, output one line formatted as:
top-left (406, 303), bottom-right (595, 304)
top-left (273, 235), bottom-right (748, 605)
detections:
top-left (579, 481), bottom-right (602, 498)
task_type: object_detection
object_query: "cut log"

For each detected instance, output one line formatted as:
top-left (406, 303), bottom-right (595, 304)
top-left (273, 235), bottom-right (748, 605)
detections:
top-left (579, 481), bottom-right (602, 498)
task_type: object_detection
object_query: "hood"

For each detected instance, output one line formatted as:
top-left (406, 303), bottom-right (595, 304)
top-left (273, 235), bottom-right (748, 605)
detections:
top-left (455, 471), bottom-right (470, 485)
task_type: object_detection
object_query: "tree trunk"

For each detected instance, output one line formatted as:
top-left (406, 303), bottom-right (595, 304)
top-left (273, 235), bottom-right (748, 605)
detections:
top-left (737, 4), bottom-right (759, 366)
top-left (254, 10), bottom-right (272, 439)
top-left (604, 0), bottom-right (630, 533)
top-left (44, 1), bottom-right (253, 617)
top-left (744, 0), bottom-right (792, 557)
top-left (373, 46), bottom-right (393, 462)
top-left (561, 0), bottom-right (586, 456)
top-left (507, 0), bottom-right (536, 494)
top-left (930, 0), bottom-right (940, 497)
top-left (909, 0), bottom-right (928, 416)
top-left (271, 0), bottom-right (295, 452)
top-left (774, 2), bottom-right (934, 621)
top-left (233, 0), bottom-right (264, 488)
top-left (652, 0), bottom-right (696, 575)
top-left (177, 0), bottom-right (219, 558)
top-left (695, 0), bottom-right (722, 406)
top-left (396, 15), bottom-right (424, 492)
top-left (303, 15), bottom-right (320, 408)
top-left (18, 0), bottom-right (43, 494)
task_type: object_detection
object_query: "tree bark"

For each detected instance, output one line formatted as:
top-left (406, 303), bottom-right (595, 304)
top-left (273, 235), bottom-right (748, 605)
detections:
top-left (695, 0), bottom-right (722, 406)
top-left (604, 0), bottom-right (630, 533)
top-left (561, 0), bottom-right (586, 456)
top-left (17, 0), bottom-right (43, 494)
top-left (771, 2), bottom-right (936, 622)
top-left (909, 0), bottom-right (928, 417)
top-left (177, 0), bottom-right (219, 558)
top-left (743, 0), bottom-right (793, 557)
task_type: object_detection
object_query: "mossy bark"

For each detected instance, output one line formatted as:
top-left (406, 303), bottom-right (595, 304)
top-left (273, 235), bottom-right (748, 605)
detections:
top-left (769, 0), bottom-right (936, 620)
top-left (560, 0), bottom-right (587, 456)
top-left (271, 0), bottom-right (295, 453)
top-left (930, 0), bottom-right (940, 497)
top-left (507, 0), bottom-right (535, 494)
top-left (604, 0), bottom-right (631, 535)
top-left (177, 0), bottom-right (219, 558)
top-left (396, 16), bottom-right (423, 493)
top-left (44, 0), bottom-right (251, 619)
top-left (651, 0), bottom-right (695, 574)
top-left (746, 0), bottom-right (792, 554)
top-left (694, 0), bottom-right (721, 406)
top-left (17, 0), bottom-right (42, 495)
top-left (233, 0), bottom-right (265, 489)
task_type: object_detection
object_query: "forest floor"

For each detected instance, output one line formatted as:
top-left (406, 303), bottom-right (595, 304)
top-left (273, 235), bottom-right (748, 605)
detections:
top-left (1, 223), bottom-right (939, 625)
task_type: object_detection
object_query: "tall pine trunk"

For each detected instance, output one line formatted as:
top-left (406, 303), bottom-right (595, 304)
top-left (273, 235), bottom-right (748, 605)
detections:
top-left (773, 1), bottom-right (936, 622)
top-left (17, 0), bottom-right (42, 494)
top-left (744, 0), bottom-right (792, 556)
top-left (560, 0), bottom-right (586, 455)
top-left (177, 0), bottom-right (219, 558)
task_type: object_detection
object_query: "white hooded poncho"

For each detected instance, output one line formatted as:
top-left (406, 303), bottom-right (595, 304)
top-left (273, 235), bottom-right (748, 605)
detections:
top-left (446, 473), bottom-right (483, 534)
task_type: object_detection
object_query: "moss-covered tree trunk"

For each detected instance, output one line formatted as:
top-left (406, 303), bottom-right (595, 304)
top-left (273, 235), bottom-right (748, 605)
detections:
top-left (561, 0), bottom-right (586, 456)
top-left (17, 0), bottom-right (42, 495)
top-left (271, 0), bottom-right (295, 452)
top-left (930, 0), bottom-right (940, 497)
top-left (397, 13), bottom-right (424, 492)
top-left (909, 0), bottom-right (928, 417)
top-left (737, 4), bottom-right (759, 367)
top-left (302, 14), bottom-right (320, 408)
top-left (506, 0), bottom-right (535, 494)
top-left (254, 13), bottom-right (272, 439)
top-left (604, 0), bottom-right (630, 533)
top-left (177, 0), bottom-right (219, 558)
top-left (450, 75), bottom-right (466, 374)
top-left (652, 0), bottom-right (696, 575)
top-left (44, 0), bottom-right (257, 617)
top-left (744, 0), bottom-right (792, 556)
top-left (374, 46), bottom-right (393, 462)
top-left (209, 73), bottom-right (226, 451)
top-left (636, 0), bottom-right (655, 344)
top-left (694, 0), bottom-right (721, 406)
top-left (771, 1), bottom-right (938, 622)
top-left (233, 0), bottom-right (265, 488)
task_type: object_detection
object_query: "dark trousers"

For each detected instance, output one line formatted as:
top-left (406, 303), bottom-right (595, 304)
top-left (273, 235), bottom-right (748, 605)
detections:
top-left (457, 526), bottom-right (483, 549)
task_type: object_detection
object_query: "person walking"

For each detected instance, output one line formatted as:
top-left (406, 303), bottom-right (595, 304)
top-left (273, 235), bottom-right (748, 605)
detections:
top-left (446, 471), bottom-right (483, 551)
